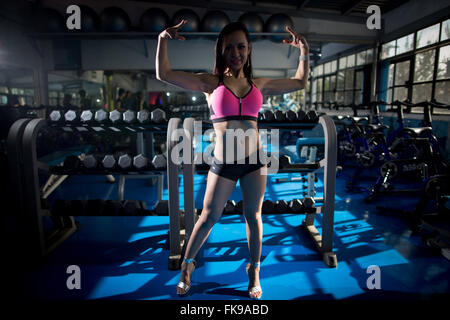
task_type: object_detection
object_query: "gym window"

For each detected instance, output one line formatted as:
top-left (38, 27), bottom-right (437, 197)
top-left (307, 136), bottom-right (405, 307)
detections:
top-left (381, 18), bottom-right (450, 113)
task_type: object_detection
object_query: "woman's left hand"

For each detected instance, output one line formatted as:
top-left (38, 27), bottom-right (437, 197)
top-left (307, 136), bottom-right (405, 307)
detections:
top-left (283, 26), bottom-right (309, 53)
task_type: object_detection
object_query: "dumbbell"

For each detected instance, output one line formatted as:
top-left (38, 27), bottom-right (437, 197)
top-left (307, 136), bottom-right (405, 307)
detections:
top-left (109, 110), bottom-right (122, 124)
top-left (103, 200), bottom-right (122, 216)
top-left (67, 200), bottom-right (88, 216)
top-left (137, 109), bottom-right (150, 123)
top-left (49, 110), bottom-right (62, 122)
top-left (296, 110), bottom-right (307, 121)
top-left (289, 199), bottom-right (304, 212)
top-left (95, 109), bottom-right (108, 122)
top-left (303, 197), bottom-right (315, 210)
top-left (285, 110), bottom-right (297, 122)
top-left (123, 110), bottom-right (135, 123)
top-left (223, 200), bottom-right (236, 214)
top-left (64, 110), bottom-right (78, 122)
top-left (235, 200), bottom-right (244, 213)
top-left (277, 154), bottom-right (313, 170)
top-left (86, 199), bottom-right (105, 216)
top-left (279, 155), bottom-right (292, 169)
top-left (274, 110), bottom-right (286, 122)
top-left (80, 110), bottom-right (94, 122)
top-left (262, 199), bottom-right (274, 214)
top-left (118, 154), bottom-right (132, 169)
top-left (133, 154), bottom-right (148, 170)
top-left (82, 154), bottom-right (98, 169)
top-left (102, 155), bottom-right (116, 169)
top-left (274, 200), bottom-right (289, 213)
top-left (258, 112), bottom-right (264, 122)
top-left (306, 110), bottom-right (319, 122)
top-left (64, 155), bottom-right (82, 170)
top-left (152, 154), bottom-right (167, 169)
top-left (262, 110), bottom-right (275, 122)
top-left (151, 108), bottom-right (167, 123)
top-left (154, 200), bottom-right (169, 215)
top-left (122, 200), bottom-right (141, 216)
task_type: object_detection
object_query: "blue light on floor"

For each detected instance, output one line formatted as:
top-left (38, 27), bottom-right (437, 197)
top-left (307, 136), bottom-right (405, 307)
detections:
top-left (315, 262), bottom-right (366, 299)
top-left (355, 249), bottom-right (409, 269)
top-left (24, 162), bottom-right (450, 301)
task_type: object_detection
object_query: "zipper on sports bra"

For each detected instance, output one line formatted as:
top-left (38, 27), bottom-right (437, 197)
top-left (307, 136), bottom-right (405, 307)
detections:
top-left (239, 97), bottom-right (242, 116)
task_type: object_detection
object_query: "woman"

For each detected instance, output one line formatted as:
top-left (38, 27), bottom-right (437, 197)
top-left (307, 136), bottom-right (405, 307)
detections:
top-left (156, 20), bottom-right (309, 299)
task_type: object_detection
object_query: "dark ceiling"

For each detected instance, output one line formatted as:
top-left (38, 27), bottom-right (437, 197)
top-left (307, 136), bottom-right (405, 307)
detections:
top-left (134, 0), bottom-right (410, 17)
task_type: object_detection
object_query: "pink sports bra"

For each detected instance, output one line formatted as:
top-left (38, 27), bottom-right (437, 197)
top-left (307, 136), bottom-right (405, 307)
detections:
top-left (209, 74), bottom-right (263, 123)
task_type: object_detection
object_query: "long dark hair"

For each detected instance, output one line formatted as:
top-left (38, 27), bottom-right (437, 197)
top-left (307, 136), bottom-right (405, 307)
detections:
top-left (214, 21), bottom-right (253, 78)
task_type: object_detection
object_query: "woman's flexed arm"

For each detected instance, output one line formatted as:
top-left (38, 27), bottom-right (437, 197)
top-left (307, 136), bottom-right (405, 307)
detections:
top-left (156, 20), bottom-right (217, 93)
top-left (255, 26), bottom-right (310, 95)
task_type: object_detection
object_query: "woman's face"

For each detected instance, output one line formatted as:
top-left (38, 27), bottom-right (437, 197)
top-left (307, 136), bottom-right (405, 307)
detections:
top-left (222, 30), bottom-right (251, 73)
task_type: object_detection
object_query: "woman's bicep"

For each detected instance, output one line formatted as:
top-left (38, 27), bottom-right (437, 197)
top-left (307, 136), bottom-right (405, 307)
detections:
top-left (256, 77), bottom-right (306, 95)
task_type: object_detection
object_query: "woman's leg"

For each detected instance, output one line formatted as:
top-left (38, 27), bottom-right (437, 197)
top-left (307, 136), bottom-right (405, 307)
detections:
top-left (177, 170), bottom-right (237, 294)
top-left (239, 166), bottom-right (267, 298)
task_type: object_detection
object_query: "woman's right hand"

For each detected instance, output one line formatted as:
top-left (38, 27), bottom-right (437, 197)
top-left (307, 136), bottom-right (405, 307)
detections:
top-left (159, 19), bottom-right (188, 41)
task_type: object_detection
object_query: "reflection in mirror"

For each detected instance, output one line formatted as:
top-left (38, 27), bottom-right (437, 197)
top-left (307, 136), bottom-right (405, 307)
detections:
top-left (0, 66), bottom-right (35, 106)
top-left (48, 70), bottom-right (105, 109)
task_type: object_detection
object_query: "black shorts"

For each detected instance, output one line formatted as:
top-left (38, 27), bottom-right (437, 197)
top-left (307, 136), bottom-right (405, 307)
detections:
top-left (209, 150), bottom-right (267, 182)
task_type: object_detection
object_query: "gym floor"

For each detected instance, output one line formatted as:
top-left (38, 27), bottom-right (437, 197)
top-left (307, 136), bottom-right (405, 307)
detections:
top-left (16, 147), bottom-right (450, 301)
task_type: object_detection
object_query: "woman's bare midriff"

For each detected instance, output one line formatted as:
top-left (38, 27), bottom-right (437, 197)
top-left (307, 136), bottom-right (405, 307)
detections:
top-left (211, 120), bottom-right (263, 163)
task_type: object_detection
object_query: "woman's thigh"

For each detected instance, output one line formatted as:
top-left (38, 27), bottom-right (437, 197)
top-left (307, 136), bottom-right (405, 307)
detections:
top-left (239, 166), bottom-right (267, 220)
top-left (202, 170), bottom-right (237, 220)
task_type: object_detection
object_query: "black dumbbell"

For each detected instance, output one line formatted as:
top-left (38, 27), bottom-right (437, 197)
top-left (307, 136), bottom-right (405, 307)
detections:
top-left (262, 200), bottom-right (274, 214)
top-left (306, 110), bottom-right (318, 122)
top-left (274, 200), bottom-right (289, 213)
top-left (223, 200), bottom-right (236, 214)
top-left (274, 110), bottom-right (286, 122)
top-left (285, 110), bottom-right (297, 122)
top-left (67, 200), bottom-right (88, 216)
top-left (297, 110), bottom-right (307, 121)
top-left (103, 200), bottom-right (122, 216)
top-left (86, 199), bottom-right (105, 216)
top-left (154, 200), bottom-right (169, 215)
top-left (122, 200), bottom-right (140, 216)
top-left (289, 199), bottom-right (304, 213)
top-left (279, 155), bottom-right (292, 169)
top-left (64, 155), bottom-right (82, 170)
top-left (263, 110), bottom-right (275, 122)
top-left (257, 112), bottom-right (264, 122)
top-left (235, 200), bottom-right (244, 213)
top-left (52, 199), bottom-right (71, 216)
top-left (303, 197), bottom-right (315, 209)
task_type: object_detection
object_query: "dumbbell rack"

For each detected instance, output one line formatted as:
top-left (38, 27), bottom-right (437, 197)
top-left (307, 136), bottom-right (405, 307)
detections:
top-left (7, 118), bottom-right (78, 258)
top-left (167, 115), bottom-right (338, 269)
top-left (7, 116), bottom-right (174, 259)
top-left (46, 118), bottom-right (169, 202)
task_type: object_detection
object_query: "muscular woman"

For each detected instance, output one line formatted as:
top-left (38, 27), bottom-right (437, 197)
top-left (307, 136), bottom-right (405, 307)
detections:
top-left (156, 20), bottom-right (309, 299)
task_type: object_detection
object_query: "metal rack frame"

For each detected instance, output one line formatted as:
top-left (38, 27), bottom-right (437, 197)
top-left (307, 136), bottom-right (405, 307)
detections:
top-left (167, 115), bottom-right (338, 269)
